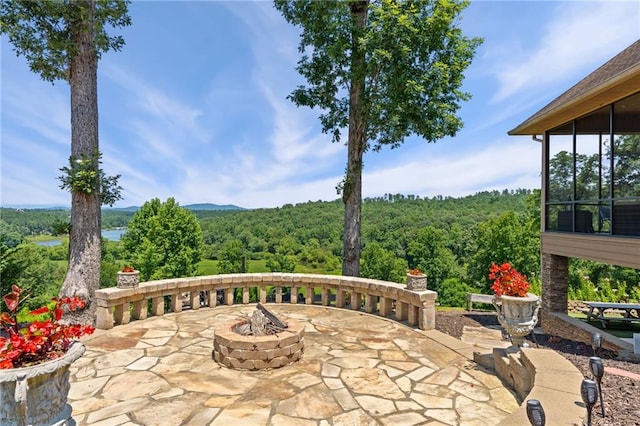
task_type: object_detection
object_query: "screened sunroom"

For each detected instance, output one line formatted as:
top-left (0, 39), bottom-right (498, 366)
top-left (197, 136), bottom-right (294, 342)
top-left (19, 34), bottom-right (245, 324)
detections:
top-left (545, 91), bottom-right (640, 237)
top-left (508, 39), bottom-right (639, 350)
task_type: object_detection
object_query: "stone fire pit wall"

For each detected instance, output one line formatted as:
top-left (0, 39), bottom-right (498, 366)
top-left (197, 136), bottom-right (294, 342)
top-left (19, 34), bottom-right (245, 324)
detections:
top-left (213, 319), bottom-right (304, 370)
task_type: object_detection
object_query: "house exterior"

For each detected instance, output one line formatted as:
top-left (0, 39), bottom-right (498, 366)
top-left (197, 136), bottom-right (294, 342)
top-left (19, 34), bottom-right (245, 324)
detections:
top-left (509, 39), bottom-right (640, 349)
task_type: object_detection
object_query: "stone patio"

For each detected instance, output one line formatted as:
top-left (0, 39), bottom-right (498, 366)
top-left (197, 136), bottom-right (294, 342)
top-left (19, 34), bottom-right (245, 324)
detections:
top-left (69, 305), bottom-right (520, 425)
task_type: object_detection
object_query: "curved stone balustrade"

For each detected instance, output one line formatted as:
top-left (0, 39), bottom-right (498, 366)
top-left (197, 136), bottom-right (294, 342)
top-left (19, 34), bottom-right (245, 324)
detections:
top-left (95, 273), bottom-right (437, 331)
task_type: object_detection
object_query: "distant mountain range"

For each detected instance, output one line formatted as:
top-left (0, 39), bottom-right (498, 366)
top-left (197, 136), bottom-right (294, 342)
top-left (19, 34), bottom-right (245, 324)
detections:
top-left (2, 203), bottom-right (246, 211)
top-left (183, 203), bottom-right (245, 211)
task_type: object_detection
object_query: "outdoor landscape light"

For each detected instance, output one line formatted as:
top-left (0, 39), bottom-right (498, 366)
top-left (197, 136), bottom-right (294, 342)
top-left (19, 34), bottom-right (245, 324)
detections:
top-left (591, 332), bottom-right (602, 356)
top-left (589, 356), bottom-right (605, 417)
top-left (526, 399), bottom-right (546, 426)
top-left (581, 378), bottom-right (598, 426)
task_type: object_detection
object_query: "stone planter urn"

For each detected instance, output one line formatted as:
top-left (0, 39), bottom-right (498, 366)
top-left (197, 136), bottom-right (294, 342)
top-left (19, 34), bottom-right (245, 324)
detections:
top-left (493, 293), bottom-right (540, 347)
top-left (117, 269), bottom-right (140, 288)
top-left (0, 342), bottom-right (86, 426)
top-left (406, 272), bottom-right (427, 291)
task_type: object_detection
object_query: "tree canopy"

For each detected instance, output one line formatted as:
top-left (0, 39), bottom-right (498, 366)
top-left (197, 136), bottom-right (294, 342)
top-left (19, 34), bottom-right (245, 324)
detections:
top-left (122, 198), bottom-right (204, 281)
top-left (3, 190), bottom-right (639, 307)
top-left (0, 0), bottom-right (130, 83)
top-left (275, 0), bottom-right (482, 275)
top-left (1, 0), bottom-right (131, 325)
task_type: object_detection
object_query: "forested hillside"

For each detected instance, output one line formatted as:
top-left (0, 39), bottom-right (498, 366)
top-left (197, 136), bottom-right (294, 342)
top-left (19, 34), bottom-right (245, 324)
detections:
top-left (2, 189), bottom-right (638, 308)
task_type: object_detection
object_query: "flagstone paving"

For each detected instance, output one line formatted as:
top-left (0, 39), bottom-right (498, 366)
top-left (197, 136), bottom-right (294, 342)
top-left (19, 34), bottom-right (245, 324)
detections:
top-left (69, 305), bottom-right (519, 425)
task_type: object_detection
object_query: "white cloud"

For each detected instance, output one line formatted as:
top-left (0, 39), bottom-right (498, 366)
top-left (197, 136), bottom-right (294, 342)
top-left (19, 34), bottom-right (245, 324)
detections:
top-left (363, 138), bottom-right (541, 199)
top-left (1, 2), bottom-right (627, 210)
top-left (1, 67), bottom-right (70, 147)
top-left (492, 2), bottom-right (640, 103)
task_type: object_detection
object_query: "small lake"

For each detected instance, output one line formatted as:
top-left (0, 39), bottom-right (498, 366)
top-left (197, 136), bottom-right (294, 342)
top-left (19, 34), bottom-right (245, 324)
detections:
top-left (37, 240), bottom-right (64, 247)
top-left (102, 229), bottom-right (125, 241)
top-left (36, 229), bottom-right (126, 246)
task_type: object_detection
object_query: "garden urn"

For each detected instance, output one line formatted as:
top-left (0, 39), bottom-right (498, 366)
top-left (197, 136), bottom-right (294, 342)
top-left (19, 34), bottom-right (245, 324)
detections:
top-left (117, 269), bottom-right (140, 288)
top-left (406, 271), bottom-right (427, 291)
top-left (0, 342), bottom-right (86, 426)
top-left (492, 293), bottom-right (540, 347)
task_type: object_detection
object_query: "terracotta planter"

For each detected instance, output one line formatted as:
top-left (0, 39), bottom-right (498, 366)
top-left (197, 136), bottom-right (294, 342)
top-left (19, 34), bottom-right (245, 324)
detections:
top-left (117, 270), bottom-right (140, 288)
top-left (406, 273), bottom-right (427, 291)
top-left (0, 342), bottom-right (85, 426)
top-left (493, 293), bottom-right (540, 347)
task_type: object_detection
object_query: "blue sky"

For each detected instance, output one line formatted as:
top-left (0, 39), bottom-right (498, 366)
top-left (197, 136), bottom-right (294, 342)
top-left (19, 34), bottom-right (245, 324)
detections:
top-left (1, 1), bottom-right (639, 209)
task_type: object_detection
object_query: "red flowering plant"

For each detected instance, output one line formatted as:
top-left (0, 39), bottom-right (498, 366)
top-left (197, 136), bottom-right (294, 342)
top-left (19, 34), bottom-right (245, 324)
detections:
top-left (121, 265), bottom-right (135, 272)
top-left (0, 285), bottom-right (95, 369)
top-left (488, 262), bottom-right (530, 297)
top-left (408, 268), bottom-right (424, 276)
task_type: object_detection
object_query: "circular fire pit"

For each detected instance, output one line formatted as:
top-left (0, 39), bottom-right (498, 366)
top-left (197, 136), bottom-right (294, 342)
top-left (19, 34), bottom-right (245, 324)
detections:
top-left (213, 316), bottom-right (304, 371)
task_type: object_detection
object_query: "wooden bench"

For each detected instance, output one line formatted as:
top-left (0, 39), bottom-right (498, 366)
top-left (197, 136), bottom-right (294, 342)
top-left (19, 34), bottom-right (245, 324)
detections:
top-left (466, 293), bottom-right (495, 311)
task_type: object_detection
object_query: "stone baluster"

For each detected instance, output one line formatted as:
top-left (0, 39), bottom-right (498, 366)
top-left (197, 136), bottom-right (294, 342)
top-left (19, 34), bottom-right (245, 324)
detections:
top-left (396, 301), bottom-right (409, 321)
top-left (114, 303), bottom-right (130, 325)
top-left (151, 297), bottom-right (164, 316)
top-left (321, 288), bottom-right (331, 306)
top-left (170, 293), bottom-right (182, 313)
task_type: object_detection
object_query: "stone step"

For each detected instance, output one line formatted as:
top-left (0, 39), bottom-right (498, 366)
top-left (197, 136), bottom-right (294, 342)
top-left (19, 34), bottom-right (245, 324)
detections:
top-left (461, 325), bottom-right (512, 349)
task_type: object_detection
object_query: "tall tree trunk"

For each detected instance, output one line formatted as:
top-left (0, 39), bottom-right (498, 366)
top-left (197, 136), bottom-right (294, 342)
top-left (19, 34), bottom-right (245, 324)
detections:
top-left (59, 0), bottom-right (101, 325)
top-left (342, 1), bottom-right (368, 277)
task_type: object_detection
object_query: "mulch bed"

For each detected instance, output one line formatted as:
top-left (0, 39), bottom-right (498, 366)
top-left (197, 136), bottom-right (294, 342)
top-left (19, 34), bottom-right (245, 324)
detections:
top-left (435, 310), bottom-right (640, 426)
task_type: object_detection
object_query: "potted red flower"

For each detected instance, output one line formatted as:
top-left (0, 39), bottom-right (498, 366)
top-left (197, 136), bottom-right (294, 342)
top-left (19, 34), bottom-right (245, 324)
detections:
top-left (117, 264), bottom-right (140, 288)
top-left (489, 262), bottom-right (530, 297)
top-left (489, 262), bottom-right (540, 347)
top-left (0, 285), bottom-right (94, 425)
top-left (406, 268), bottom-right (427, 291)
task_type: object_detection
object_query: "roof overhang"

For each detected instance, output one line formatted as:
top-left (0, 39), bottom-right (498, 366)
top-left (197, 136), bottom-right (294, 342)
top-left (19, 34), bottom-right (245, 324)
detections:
top-left (508, 63), bottom-right (640, 136)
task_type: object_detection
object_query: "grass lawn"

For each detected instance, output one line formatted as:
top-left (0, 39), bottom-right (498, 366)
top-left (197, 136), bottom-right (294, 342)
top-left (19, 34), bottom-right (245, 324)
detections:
top-left (196, 259), bottom-right (341, 276)
top-left (571, 312), bottom-right (640, 339)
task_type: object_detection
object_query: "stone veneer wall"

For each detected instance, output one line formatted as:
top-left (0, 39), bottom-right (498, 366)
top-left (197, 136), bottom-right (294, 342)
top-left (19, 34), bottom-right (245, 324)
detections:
top-left (567, 300), bottom-right (589, 314)
top-left (542, 312), bottom-right (631, 352)
top-left (540, 253), bottom-right (633, 352)
top-left (541, 253), bottom-right (568, 320)
top-left (213, 319), bottom-right (305, 370)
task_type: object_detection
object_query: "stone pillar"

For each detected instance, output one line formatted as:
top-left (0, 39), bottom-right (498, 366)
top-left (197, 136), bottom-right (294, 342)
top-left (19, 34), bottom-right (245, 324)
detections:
top-left (171, 294), bottom-right (183, 313)
top-left (364, 294), bottom-right (376, 313)
top-left (321, 288), bottom-right (331, 306)
top-left (114, 303), bottom-right (130, 325)
top-left (225, 288), bottom-right (234, 305)
top-left (541, 253), bottom-right (569, 328)
top-left (152, 297), bottom-right (164, 316)
top-left (291, 287), bottom-right (298, 304)
top-left (420, 298), bottom-right (436, 330)
top-left (408, 306), bottom-right (419, 326)
top-left (305, 286), bottom-right (314, 304)
top-left (379, 297), bottom-right (393, 317)
top-left (396, 302), bottom-right (409, 321)
top-left (243, 287), bottom-right (250, 304)
top-left (259, 286), bottom-right (267, 304)
top-left (336, 290), bottom-right (346, 308)
top-left (96, 306), bottom-right (114, 330)
top-left (132, 300), bottom-right (148, 320)
top-left (351, 292), bottom-right (361, 310)
top-left (190, 292), bottom-right (200, 310)
top-left (209, 290), bottom-right (218, 307)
